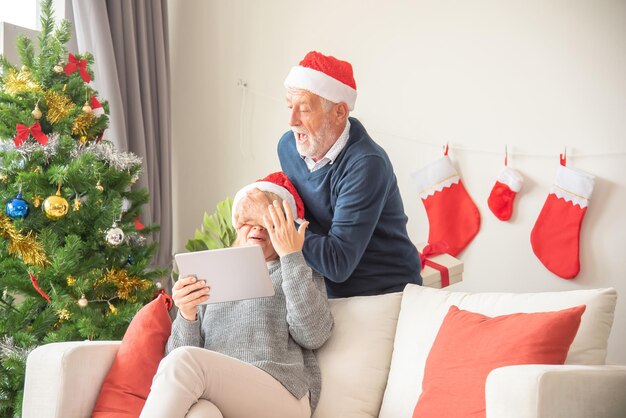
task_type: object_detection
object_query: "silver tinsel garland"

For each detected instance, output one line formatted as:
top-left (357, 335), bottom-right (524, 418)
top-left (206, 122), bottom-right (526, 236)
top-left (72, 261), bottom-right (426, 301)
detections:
top-left (0, 336), bottom-right (33, 360)
top-left (0, 133), bottom-right (61, 164)
top-left (72, 141), bottom-right (143, 172)
top-left (0, 136), bottom-right (143, 173)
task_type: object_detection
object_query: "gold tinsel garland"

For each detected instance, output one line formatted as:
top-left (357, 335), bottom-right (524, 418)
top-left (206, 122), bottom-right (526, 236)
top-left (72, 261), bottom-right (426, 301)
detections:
top-left (44, 90), bottom-right (73, 124)
top-left (95, 267), bottom-right (151, 301)
top-left (71, 112), bottom-right (95, 137)
top-left (1, 68), bottom-right (42, 95)
top-left (0, 213), bottom-right (49, 267)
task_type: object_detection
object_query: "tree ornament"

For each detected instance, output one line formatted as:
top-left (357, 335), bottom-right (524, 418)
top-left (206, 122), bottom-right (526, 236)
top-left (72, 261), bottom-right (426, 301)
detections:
top-left (91, 96), bottom-right (105, 117)
top-left (105, 222), bottom-right (125, 246)
top-left (32, 103), bottom-right (42, 119)
top-left (64, 53), bottom-right (91, 83)
top-left (57, 309), bottom-right (71, 321)
top-left (82, 100), bottom-right (92, 114)
top-left (29, 272), bottom-right (51, 302)
top-left (96, 179), bottom-right (104, 192)
top-left (53, 64), bottom-right (64, 73)
top-left (77, 295), bottom-right (88, 308)
top-left (66, 275), bottom-right (76, 286)
top-left (43, 185), bottom-right (69, 220)
top-left (5, 192), bottom-right (29, 219)
top-left (80, 135), bottom-right (88, 144)
top-left (45, 90), bottom-right (73, 123)
top-left (33, 195), bottom-right (43, 208)
top-left (108, 302), bottom-right (118, 314)
top-left (72, 197), bottom-right (81, 211)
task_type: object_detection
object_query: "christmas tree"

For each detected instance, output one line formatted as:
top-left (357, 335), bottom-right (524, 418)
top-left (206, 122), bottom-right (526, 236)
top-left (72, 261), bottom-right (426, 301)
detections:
top-left (0, 1), bottom-right (162, 416)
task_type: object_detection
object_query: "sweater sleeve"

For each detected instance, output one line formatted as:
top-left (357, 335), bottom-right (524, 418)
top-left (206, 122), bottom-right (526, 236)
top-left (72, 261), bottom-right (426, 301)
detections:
top-left (303, 155), bottom-right (390, 282)
top-left (280, 251), bottom-right (334, 350)
top-left (165, 308), bottom-right (205, 354)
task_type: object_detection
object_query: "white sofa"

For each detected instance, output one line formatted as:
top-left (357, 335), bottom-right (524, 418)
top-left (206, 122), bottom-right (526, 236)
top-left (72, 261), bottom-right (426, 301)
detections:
top-left (22, 285), bottom-right (626, 418)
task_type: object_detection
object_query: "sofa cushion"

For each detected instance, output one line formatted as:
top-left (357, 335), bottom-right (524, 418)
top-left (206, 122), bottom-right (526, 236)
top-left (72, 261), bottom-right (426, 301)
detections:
top-left (413, 304), bottom-right (585, 418)
top-left (313, 292), bottom-right (402, 418)
top-left (379, 285), bottom-right (617, 418)
top-left (92, 293), bottom-right (172, 417)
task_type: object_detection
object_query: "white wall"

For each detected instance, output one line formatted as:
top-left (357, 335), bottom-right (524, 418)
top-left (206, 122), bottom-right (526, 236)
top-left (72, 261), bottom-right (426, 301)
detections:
top-left (168, 0), bottom-right (626, 364)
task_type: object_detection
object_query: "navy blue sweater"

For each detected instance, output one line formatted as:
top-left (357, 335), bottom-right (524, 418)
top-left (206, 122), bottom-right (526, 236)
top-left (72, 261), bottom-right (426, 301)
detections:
top-left (278, 117), bottom-right (422, 298)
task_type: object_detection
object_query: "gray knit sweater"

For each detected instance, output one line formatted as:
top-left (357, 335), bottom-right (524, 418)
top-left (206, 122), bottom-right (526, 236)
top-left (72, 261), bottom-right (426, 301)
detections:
top-left (166, 251), bottom-right (334, 410)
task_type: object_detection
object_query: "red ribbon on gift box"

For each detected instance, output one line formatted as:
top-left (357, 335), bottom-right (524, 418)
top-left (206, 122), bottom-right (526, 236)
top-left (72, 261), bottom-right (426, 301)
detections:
top-left (419, 241), bottom-right (451, 288)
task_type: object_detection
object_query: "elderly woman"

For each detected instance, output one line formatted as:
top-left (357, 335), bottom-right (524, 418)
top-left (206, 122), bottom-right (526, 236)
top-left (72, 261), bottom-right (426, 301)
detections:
top-left (140, 173), bottom-right (333, 418)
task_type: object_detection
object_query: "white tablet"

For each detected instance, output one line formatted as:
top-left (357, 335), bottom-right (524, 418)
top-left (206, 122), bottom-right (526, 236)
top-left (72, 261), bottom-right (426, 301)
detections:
top-left (174, 245), bottom-right (275, 304)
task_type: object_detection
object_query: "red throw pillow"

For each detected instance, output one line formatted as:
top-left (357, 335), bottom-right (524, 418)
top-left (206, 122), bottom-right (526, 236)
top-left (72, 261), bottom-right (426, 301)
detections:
top-left (92, 292), bottom-right (173, 417)
top-left (413, 304), bottom-right (586, 418)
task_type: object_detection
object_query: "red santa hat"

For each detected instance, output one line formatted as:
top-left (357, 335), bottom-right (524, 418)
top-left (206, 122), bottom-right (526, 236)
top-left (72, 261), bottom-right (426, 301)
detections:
top-left (284, 51), bottom-right (357, 110)
top-left (232, 172), bottom-right (305, 225)
top-left (91, 95), bottom-right (105, 117)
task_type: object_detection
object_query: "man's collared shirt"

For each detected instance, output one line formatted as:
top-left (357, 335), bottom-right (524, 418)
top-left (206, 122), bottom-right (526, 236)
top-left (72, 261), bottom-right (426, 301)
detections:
top-left (302, 120), bottom-right (351, 172)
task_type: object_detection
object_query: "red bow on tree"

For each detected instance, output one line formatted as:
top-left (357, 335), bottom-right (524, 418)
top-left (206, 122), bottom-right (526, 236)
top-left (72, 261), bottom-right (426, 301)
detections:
top-left (64, 53), bottom-right (91, 83)
top-left (14, 122), bottom-right (48, 147)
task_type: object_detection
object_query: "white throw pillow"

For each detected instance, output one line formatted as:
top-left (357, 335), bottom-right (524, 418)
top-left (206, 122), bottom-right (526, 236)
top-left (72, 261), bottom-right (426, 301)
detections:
top-left (378, 285), bottom-right (617, 418)
top-left (313, 292), bottom-right (402, 418)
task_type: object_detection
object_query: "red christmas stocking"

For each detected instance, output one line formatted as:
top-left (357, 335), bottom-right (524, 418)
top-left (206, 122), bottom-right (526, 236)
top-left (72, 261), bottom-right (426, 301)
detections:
top-left (530, 164), bottom-right (595, 279)
top-left (412, 156), bottom-right (481, 256)
top-left (488, 167), bottom-right (523, 221)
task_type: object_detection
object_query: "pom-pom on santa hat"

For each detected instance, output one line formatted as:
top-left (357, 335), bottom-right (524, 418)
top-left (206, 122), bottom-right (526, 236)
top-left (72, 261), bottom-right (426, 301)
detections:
top-left (232, 172), bottom-right (305, 225)
top-left (284, 51), bottom-right (357, 110)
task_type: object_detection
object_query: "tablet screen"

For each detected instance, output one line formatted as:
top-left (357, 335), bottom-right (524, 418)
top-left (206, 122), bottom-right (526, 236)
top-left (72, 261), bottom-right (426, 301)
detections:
top-left (174, 245), bottom-right (275, 304)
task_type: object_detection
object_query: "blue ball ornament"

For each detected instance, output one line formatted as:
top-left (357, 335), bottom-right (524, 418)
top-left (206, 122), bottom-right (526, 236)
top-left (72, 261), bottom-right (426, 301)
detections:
top-left (5, 193), bottom-right (29, 219)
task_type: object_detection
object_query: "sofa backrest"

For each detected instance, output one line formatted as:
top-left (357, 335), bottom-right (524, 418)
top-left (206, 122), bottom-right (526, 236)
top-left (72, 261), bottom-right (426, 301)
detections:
top-left (378, 285), bottom-right (617, 418)
top-left (313, 292), bottom-right (402, 418)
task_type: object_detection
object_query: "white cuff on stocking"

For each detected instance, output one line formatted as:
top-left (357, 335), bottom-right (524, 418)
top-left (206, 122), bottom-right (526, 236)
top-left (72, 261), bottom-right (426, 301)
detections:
top-left (550, 166), bottom-right (595, 208)
top-left (412, 156), bottom-right (460, 199)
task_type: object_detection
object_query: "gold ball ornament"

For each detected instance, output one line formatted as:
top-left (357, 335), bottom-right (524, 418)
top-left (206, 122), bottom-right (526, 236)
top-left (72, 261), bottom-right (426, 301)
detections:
top-left (32, 103), bottom-right (42, 119)
top-left (53, 65), bottom-right (64, 73)
top-left (82, 100), bottom-right (92, 113)
top-left (43, 192), bottom-right (69, 220)
top-left (96, 180), bottom-right (104, 192)
top-left (77, 296), bottom-right (88, 308)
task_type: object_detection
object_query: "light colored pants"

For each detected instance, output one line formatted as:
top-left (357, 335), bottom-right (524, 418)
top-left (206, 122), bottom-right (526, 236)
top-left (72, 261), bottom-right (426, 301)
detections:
top-left (139, 346), bottom-right (311, 418)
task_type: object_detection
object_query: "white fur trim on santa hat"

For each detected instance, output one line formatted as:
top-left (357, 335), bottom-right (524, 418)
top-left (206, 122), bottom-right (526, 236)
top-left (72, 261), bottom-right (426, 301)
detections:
top-left (497, 167), bottom-right (524, 192)
top-left (232, 181), bottom-right (302, 226)
top-left (284, 66), bottom-right (357, 110)
top-left (411, 156), bottom-right (460, 199)
top-left (550, 165), bottom-right (595, 208)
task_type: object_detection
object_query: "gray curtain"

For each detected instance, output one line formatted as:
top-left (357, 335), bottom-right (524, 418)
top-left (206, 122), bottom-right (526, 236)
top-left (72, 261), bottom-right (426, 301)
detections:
top-left (72, 0), bottom-right (173, 271)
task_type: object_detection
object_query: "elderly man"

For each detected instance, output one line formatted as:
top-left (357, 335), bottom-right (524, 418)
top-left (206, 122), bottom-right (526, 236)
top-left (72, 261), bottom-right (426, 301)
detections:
top-left (236, 51), bottom-right (421, 298)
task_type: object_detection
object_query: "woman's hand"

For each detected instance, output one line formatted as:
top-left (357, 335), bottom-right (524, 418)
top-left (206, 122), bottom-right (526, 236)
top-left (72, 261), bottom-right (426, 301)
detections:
top-left (264, 200), bottom-right (309, 257)
top-left (172, 276), bottom-right (210, 321)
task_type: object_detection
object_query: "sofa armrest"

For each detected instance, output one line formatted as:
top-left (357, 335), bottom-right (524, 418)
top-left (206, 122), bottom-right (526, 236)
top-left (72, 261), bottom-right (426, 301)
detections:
top-left (485, 364), bottom-right (626, 418)
top-left (22, 341), bottom-right (121, 418)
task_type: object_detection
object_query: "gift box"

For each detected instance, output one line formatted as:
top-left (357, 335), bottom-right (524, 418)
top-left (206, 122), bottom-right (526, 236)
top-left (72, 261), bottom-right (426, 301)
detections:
top-left (417, 243), bottom-right (464, 289)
